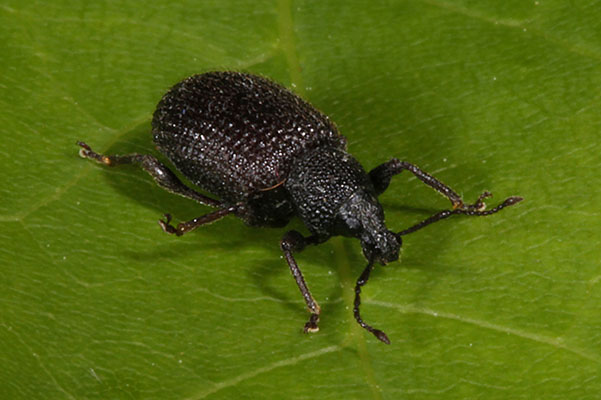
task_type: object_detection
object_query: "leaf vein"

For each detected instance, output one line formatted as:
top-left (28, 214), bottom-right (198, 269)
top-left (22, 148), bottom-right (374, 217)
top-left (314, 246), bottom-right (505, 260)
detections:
top-left (186, 345), bottom-right (342, 399)
top-left (421, 0), bottom-right (601, 62)
top-left (369, 300), bottom-right (601, 364)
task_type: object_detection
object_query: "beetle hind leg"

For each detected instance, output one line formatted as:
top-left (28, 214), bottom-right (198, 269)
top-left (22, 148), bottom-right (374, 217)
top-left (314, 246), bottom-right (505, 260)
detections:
top-left (78, 141), bottom-right (222, 208)
top-left (158, 206), bottom-right (237, 236)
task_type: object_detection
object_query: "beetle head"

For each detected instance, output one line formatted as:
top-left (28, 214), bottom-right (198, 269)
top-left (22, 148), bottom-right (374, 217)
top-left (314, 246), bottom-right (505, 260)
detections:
top-left (361, 228), bottom-right (401, 265)
top-left (336, 190), bottom-right (401, 265)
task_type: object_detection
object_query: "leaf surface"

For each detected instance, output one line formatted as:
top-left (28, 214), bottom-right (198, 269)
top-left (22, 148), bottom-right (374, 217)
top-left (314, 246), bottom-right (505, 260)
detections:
top-left (2, 1), bottom-right (600, 398)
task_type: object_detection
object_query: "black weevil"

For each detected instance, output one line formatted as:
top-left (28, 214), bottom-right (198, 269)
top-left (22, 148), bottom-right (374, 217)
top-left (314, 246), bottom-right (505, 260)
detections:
top-left (78, 71), bottom-right (522, 344)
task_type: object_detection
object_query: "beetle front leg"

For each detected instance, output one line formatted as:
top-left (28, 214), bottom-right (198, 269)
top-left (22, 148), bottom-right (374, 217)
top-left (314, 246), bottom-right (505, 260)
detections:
top-left (369, 158), bottom-right (464, 207)
top-left (370, 159), bottom-right (523, 234)
top-left (280, 231), bottom-right (322, 333)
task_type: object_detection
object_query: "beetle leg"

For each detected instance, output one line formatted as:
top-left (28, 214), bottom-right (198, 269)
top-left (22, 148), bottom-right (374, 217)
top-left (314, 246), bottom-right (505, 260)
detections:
top-left (369, 158), bottom-right (464, 207)
top-left (280, 231), bottom-right (322, 334)
top-left (158, 205), bottom-right (238, 236)
top-left (78, 141), bottom-right (222, 208)
top-left (369, 158), bottom-right (523, 235)
top-left (353, 258), bottom-right (390, 344)
top-left (399, 195), bottom-right (523, 236)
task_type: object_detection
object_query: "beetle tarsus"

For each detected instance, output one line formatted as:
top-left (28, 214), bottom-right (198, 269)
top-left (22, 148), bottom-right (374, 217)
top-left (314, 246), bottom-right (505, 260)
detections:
top-left (158, 214), bottom-right (180, 236)
top-left (77, 141), bottom-right (107, 164)
top-left (303, 313), bottom-right (320, 333)
top-left (399, 192), bottom-right (523, 236)
top-left (159, 208), bottom-right (235, 237)
top-left (468, 191), bottom-right (493, 211)
top-left (459, 193), bottom-right (523, 216)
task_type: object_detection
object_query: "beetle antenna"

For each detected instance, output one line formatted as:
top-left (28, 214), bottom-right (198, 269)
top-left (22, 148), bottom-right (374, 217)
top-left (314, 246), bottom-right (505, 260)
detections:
top-left (353, 258), bottom-right (390, 344)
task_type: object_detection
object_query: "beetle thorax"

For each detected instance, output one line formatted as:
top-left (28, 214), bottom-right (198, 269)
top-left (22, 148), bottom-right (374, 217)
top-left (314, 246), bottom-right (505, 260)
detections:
top-left (285, 147), bottom-right (368, 235)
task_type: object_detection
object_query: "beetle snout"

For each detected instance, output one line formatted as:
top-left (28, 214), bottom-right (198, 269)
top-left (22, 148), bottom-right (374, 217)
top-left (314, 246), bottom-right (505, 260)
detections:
top-left (362, 230), bottom-right (401, 265)
top-left (378, 230), bottom-right (401, 264)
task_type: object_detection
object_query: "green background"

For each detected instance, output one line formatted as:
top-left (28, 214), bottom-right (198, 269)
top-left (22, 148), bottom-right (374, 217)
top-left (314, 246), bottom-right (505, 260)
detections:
top-left (2, 0), bottom-right (600, 398)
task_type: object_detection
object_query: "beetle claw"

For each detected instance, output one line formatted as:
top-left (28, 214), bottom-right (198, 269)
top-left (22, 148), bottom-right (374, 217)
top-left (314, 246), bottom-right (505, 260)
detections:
top-left (158, 213), bottom-right (178, 235)
top-left (77, 141), bottom-right (93, 158)
top-left (462, 191), bottom-right (493, 212)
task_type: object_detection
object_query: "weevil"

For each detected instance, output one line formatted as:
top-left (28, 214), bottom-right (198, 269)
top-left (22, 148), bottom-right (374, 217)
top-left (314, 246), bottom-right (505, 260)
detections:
top-left (78, 71), bottom-right (522, 344)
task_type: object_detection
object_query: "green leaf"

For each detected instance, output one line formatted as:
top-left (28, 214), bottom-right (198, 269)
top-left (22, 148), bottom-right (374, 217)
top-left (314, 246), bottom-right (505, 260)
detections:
top-left (2, 0), bottom-right (600, 398)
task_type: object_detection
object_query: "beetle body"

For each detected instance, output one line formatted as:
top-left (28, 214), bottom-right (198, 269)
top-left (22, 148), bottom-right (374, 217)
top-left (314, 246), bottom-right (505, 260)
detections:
top-left (78, 71), bottom-right (522, 344)
top-left (153, 72), bottom-right (346, 228)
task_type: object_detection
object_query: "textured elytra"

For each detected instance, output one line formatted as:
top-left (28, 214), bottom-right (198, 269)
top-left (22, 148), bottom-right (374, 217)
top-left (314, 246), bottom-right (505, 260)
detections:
top-left (152, 71), bottom-right (347, 226)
